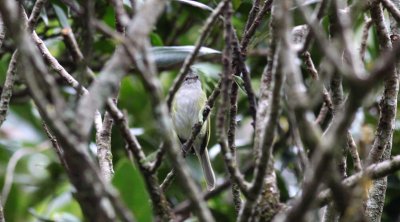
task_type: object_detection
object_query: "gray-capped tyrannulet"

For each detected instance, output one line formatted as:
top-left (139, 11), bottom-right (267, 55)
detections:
top-left (172, 68), bottom-right (216, 190)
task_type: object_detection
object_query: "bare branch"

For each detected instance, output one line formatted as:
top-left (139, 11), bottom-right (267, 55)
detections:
top-left (240, 0), bottom-right (273, 53)
top-left (365, 2), bottom-right (399, 221)
top-left (161, 170), bottom-right (176, 192)
top-left (347, 131), bottom-right (362, 172)
top-left (106, 99), bottom-right (173, 221)
top-left (0, 52), bottom-right (18, 127)
top-left (367, 0), bottom-right (398, 165)
top-left (217, 2), bottom-right (250, 205)
top-left (360, 17), bottom-right (373, 63)
top-left (317, 154), bottom-right (400, 207)
top-left (0, 0), bottom-right (48, 127)
top-left (42, 122), bottom-right (70, 173)
top-left (0, 15), bottom-right (5, 49)
top-left (76, 0), bottom-right (169, 141)
top-left (381, 0), bottom-right (400, 23)
top-left (0, 2), bottom-right (135, 221)
top-left (238, 2), bottom-right (288, 221)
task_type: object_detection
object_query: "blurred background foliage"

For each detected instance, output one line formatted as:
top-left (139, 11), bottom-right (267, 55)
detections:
top-left (0, 0), bottom-right (400, 221)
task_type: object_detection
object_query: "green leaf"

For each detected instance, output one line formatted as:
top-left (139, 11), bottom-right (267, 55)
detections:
top-left (151, 46), bottom-right (221, 68)
top-left (123, 0), bottom-right (133, 8)
top-left (290, 0), bottom-right (321, 10)
top-left (173, 0), bottom-right (214, 12)
top-left (40, 8), bottom-right (49, 26)
top-left (112, 159), bottom-right (153, 222)
top-left (232, 0), bottom-right (242, 10)
top-left (52, 4), bottom-right (70, 28)
top-left (150, 33), bottom-right (164, 46)
top-left (233, 75), bottom-right (247, 94)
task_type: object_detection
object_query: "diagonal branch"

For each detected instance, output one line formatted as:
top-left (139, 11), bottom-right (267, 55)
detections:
top-left (106, 99), bottom-right (173, 221)
top-left (0, 2), bottom-right (135, 221)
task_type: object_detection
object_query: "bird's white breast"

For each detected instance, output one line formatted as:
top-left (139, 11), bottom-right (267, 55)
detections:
top-left (172, 87), bottom-right (203, 140)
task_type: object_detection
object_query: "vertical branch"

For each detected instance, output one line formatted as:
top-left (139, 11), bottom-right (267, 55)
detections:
top-left (253, 4), bottom-right (279, 162)
top-left (347, 131), bottom-right (362, 172)
top-left (327, 0), bottom-right (347, 179)
top-left (238, 2), bottom-right (287, 221)
top-left (0, 0), bottom-right (47, 127)
top-left (0, 52), bottom-right (18, 127)
top-left (366, 1), bottom-right (399, 221)
top-left (367, 1), bottom-right (398, 164)
top-left (0, 15), bottom-right (5, 49)
top-left (219, 1), bottom-right (244, 214)
top-left (360, 17), bottom-right (373, 63)
top-left (97, 0), bottom-right (127, 182)
top-left (0, 2), bottom-right (136, 221)
top-left (227, 87), bottom-right (242, 213)
top-left (96, 112), bottom-right (115, 181)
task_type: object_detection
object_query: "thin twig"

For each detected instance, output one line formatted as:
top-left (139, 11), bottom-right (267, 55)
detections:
top-left (0, 2), bottom-right (135, 221)
top-left (161, 170), bottom-right (176, 192)
top-left (238, 3), bottom-right (287, 221)
top-left (381, 0), bottom-right (400, 23)
top-left (240, 0), bottom-right (273, 53)
top-left (0, 15), bottom-right (5, 49)
top-left (174, 164), bottom-right (254, 216)
top-left (347, 131), bottom-right (362, 172)
top-left (244, 0), bottom-right (262, 32)
top-left (27, 0), bottom-right (47, 32)
top-left (218, 1), bottom-right (251, 198)
top-left (149, 143), bottom-right (166, 173)
top-left (360, 17), bottom-right (373, 63)
top-left (0, 0), bottom-right (47, 127)
top-left (118, 8), bottom-right (215, 220)
top-left (96, 0), bottom-right (128, 182)
top-left (317, 154), bottom-right (400, 207)
top-left (75, 0), bottom-right (168, 141)
top-left (302, 51), bottom-right (333, 112)
top-left (221, 2), bottom-right (246, 213)
top-left (106, 99), bottom-right (173, 221)
top-left (1, 145), bottom-right (48, 205)
top-left (299, 0), bottom-right (330, 53)
top-left (0, 52), bottom-right (18, 127)
top-left (42, 122), bottom-right (70, 173)
top-left (108, 0), bottom-right (129, 31)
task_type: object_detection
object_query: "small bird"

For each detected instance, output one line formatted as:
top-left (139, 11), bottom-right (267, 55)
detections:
top-left (171, 68), bottom-right (216, 190)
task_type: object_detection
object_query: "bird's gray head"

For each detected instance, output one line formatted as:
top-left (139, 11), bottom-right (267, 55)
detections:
top-left (182, 69), bottom-right (201, 88)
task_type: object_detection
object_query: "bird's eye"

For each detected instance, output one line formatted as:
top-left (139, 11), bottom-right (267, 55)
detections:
top-left (195, 76), bottom-right (199, 79)
top-left (184, 77), bottom-right (189, 81)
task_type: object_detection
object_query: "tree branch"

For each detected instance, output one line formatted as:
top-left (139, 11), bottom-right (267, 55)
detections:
top-left (106, 99), bottom-right (173, 220)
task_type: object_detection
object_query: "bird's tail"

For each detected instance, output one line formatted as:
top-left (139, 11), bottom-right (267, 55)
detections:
top-left (197, 150), bottom-right (216, 191)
